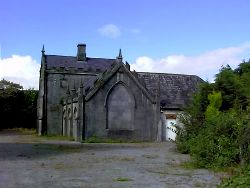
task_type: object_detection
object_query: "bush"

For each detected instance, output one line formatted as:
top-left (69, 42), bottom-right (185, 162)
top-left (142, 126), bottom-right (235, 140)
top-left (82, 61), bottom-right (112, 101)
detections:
top-left (238, 121), bottom-right (250, 164)
top-left (219, 164), bottom-right (250, 188)
top-left (176, 90), bottom-right (244, 169)
top-left (176, 61), bottom-right (250, 185)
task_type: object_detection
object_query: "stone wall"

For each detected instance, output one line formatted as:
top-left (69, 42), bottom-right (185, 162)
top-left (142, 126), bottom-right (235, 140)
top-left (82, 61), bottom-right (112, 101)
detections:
top-left (39, 58), bottom-right (160, 142)
top-left (85, 66), bottom-right (159, 141)
top-left (62, 86), bottom-right (84, 142)
top-left (45, 71), bottom-right (95, 135)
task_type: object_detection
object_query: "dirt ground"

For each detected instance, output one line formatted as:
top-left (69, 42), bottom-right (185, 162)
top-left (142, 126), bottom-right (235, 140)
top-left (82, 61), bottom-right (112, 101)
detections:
top-left (0, 130), bottom-right (222, 188)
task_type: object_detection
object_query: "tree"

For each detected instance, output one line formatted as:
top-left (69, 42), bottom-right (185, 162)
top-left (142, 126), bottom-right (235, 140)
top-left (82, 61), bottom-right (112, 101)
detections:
top-left (176, 61), bottom-right (250, 168)
top-left (214, 65), bottom-right (246, 110)
top-left (0, 79), bottom-right (23, 90)
top-left (0, 79), bottom-right (38, 130)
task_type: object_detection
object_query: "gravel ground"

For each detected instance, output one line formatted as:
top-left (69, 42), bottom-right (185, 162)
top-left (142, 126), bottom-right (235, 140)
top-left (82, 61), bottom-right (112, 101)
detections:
top-left (0, 130), bottom-right (222, 188)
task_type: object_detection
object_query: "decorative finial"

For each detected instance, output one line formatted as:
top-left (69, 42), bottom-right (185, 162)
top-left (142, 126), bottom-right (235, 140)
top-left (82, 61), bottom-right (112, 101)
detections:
top-left (117, 49), bottom-right (123, 60)
top-left (41, 45), bottom-right (45, 54)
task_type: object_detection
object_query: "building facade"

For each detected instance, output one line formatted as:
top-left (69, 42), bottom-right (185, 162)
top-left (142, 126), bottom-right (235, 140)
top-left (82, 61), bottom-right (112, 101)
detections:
top-left (37, 44), bottom-right (202, 142)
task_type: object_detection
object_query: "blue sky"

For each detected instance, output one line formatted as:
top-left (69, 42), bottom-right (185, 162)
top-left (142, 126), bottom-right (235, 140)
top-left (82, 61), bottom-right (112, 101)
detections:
top-left (1, 0), bottom-right (250, 88)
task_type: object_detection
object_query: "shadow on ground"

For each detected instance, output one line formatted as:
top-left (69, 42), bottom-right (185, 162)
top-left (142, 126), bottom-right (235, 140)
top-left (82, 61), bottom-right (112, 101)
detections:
top-left (0, 130), bottom-right (154, 161)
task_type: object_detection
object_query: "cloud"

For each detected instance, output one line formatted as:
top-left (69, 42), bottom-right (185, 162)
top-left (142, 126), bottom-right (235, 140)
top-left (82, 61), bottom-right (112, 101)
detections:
top-left (98, 24), bottom-right (121, 38)
top-left (0, 55), bottom-right (40, 89)
top-left (1, 43), bottom-right (249, 90)
top-left (131, 43), bottom-right (250, 82)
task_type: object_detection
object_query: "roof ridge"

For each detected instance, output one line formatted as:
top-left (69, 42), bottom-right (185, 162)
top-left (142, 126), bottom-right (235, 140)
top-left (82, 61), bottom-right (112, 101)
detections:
top-left (45, 54), bottom-right (76, 58)
top-left (137, 71), bottom-right (199, 77)
top-left (45, 54), bottom-right (116, 60)
top-left (85, 62), bottom-right (122, 101)
top-left (90, 57), bottom-right (116, 60)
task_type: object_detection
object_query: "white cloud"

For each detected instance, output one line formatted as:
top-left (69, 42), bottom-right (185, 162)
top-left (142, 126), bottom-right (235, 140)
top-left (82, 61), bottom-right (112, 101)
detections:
top-left (98, 24), bottom-right (121, 38)
top-left (131, 43), bottom-right (250, 82)
top-left (0, 55), bottom-right (40, 89)
top-left (1, 43), bottom-right (249, 90)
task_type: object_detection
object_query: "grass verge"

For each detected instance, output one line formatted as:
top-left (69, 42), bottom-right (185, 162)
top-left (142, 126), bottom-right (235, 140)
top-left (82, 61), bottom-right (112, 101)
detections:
top-left (218, 165), bottom-right (250, 188)
top-left (83, 136), bottom-right (138, 143)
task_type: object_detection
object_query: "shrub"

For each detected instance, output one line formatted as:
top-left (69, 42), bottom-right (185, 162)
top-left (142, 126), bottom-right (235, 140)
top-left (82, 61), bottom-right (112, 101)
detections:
top-left (219, 164), bottom-right (250, 188)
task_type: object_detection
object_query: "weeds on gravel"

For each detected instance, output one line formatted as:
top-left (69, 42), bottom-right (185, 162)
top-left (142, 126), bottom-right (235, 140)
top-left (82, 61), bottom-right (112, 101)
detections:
top-left (106, 156), bottom-right (136, 162)
top-left (180, 161), bottom-right (199, 169)
top-left (54, 163), bottom-right (65, 170)
top-left (142, 154), bottom-right (159, 159)
top-left (114, 177), bottom-right (133, 182)
top-left (33, 144), bottom-right (82, 153)
top-left (55, 145), bottom-right (82, 152)
top-left (84, 135), bottom-right (137, 143)
top-left (6, 128), bottom-right (36, 134)
top-left (218, 164), bottom-right (250, 188)
top-left (42, 135), bottom-right (74, 141)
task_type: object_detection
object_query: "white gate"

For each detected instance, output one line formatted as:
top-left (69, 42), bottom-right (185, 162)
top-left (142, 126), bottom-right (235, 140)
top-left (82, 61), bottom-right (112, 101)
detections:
top-left (166, 119), bottom-right (176, 141)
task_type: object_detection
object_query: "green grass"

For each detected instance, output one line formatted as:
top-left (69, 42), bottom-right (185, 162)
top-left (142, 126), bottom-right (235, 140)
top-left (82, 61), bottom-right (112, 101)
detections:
top-left (142, 154), bottom-right (159, 159)
top-left (33, 144), bottom-right (82, 153)
top-left (5, 128), bottom-right (36, 134)
top-left (83, 135), bottom-right (137, 143)
top-left (53, 163), bottom-right (65, 170)
top-left (178, 159), bottom-right (249, 188)
top-left (41, 134), bottom-right (74, 141)
top-left (180, 161), bottom-right (199, 169)
top-left (218, 165), bottom-right (250, 188)
top-left (114, 177), bottom-right (133, 182)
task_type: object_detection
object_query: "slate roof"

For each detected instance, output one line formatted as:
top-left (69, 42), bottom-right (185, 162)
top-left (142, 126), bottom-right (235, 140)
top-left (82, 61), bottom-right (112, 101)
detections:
top-left (138, 72), bottom-right (203, 109)
top-left (45, 55), bottom-right (116, 72)
top-left (83, 62), bottom-right (119, 95)
top-left (44, 53), bottom-right (202, 109)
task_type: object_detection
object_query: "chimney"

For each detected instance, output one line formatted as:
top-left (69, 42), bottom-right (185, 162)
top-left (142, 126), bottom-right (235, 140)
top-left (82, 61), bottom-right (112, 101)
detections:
top-left (77, 43), bottom-right (86, 61)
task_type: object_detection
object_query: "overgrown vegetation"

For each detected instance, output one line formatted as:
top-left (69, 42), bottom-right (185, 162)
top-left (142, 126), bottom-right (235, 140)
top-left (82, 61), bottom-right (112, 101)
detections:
top-left (218, 164), bottom-right (250, 187)
top-left (0, 79), bottom-right (38, 130)
top-left (41, 134), bottom-right (75, 141)
top-left (176, 60), bottom-right (250, 186)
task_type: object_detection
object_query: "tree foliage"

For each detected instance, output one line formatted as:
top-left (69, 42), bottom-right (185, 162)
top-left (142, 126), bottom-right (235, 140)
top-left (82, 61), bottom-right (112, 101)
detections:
top-left (0, 79), bottom-right (38, 130)
top-left (176, 60), bottom-right (250, 169)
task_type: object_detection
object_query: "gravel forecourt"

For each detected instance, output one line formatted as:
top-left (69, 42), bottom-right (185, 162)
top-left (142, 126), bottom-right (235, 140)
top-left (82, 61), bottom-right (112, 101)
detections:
top-left (0, 130), bottom-right (223, 188)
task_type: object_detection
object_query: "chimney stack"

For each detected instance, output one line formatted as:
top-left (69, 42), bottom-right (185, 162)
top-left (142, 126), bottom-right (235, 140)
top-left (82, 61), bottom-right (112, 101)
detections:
top-left (77, 43), bottom-right (86, 61)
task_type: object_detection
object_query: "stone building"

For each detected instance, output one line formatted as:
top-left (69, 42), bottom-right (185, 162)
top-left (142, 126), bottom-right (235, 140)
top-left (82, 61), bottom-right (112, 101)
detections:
top-left (37, 44), bottom-right (202, 142)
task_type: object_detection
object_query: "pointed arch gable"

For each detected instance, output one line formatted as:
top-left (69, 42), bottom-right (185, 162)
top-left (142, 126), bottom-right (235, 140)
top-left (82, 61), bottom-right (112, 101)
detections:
top-left (104, 81), bottom-right (136, 108)
top-left (105, 81), bottom-right (136, 130)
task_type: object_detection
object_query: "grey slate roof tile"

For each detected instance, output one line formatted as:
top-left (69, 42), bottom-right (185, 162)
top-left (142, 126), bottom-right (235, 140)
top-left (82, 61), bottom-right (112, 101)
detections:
top-left (138, 72), bottom-right (203, 109)
top-left (45, 55), bottom-right (116, 72)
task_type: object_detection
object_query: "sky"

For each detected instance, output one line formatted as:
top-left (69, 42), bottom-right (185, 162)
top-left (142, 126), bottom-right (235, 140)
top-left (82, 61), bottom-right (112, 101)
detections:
top-left (1, 0), bottom-right (250, 89)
